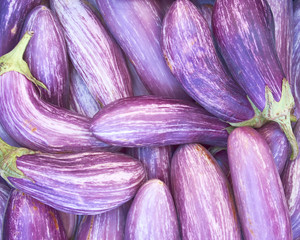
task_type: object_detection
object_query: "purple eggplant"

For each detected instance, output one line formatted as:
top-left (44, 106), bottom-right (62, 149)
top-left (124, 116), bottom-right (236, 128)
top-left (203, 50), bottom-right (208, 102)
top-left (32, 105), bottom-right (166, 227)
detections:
top-left (258, 122), bottom-right (289, 175)
top-left (75, 207), bottom-right (125, 240)
top-left (213, 0), bottom-right (297, 158)
top-left (127, 146), bottom-right (172, 188)
top-left (21, 5), bottom-right (69, 108)
top-left (0, 139), bottom-right (146, 215)
top-left (50, 0), bottom-right (132, 106)
top-left (0, 123), bottom-right (20, 148)
top-left (96, 0), bottom-right (189, 99)
top-left (171, 144), bottom-right (241, 239)
top-left (293, 0), bottom-right (300, 118)
top-left (0, 33), bottom-right (111, 153)
top-left (0, 0), bottom-right (41, 56)
top-left (210, 148), bottom-right (230, 178)
top-left (3, 189), bottom-right (66, 240)
top-left (90, 96), bottom-right (229, 148)
top-left (0, 182), bottom-right (10, 238)
top-left (58, 212), bottom-right (77, 240)
top-left (227, 127), bottom-right (292, 239)
top-left (125, 179), bottom-right (180, 240)
top-left (197, 3), bottom-right (213, 29)
top-left (282, 120), bottom-right (300, 239)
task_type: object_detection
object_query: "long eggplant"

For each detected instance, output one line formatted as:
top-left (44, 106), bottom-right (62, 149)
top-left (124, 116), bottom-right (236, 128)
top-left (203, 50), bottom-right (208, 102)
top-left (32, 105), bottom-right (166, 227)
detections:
top-left (58, 212), bottom-right (77, 240)
top-left (3, 189), bottom-right (66, 240)
top-left (90, 96), bottom-right (229, 147)
top-left (125, 179), bottom-right (180, 240)
top-left (171, 144), bottom-right (241, 239)
top-left (0, 139), bottom-right (146, 215)
top-left (213, 0), bottom-right (297, 159)
top-left (0, 33), bottom-right (111, 153)
top-left (293, 0), bottom-right (300, 118)
top-left (21, 5), bottom-right (69, 108)
top-left (96, 0), bottom-right (189, 99)
top-left (0, 182), bottom-right (10, 239)
top-left (227, 127), bottom-right (292, 239)
top-left (50, 0), bottom-right (132, 106)
top-left (75, 207), bottom-right (125, 240)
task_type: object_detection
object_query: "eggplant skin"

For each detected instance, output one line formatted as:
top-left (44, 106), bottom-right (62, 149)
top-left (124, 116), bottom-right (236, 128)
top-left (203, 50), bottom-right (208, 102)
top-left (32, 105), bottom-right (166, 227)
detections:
top-left (0, 182), bottom-right (10, 239)
top-left (8, 151), bottom-right (146, 215)
top-left (293, 0), bottom-right (300, 118)
top-left (125, 179), bottom-right (180, 240)
top-left (3, 189), bottom-right (66, 240)
top-left (227, 127), bottom-right (292, 240)
top-left (90, 96), bottom-right (229, 148)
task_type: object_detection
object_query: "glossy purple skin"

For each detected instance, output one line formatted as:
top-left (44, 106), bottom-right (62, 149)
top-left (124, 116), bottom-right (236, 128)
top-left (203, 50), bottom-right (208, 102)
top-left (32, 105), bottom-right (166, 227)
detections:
top-left (162, 0), bottom-right (254, 123)
top-left (58, 212), bottom-right (77, 240)
top-left (3, 189), bottom-right (66, 240)
top-left (8, 151), bottom-right (146, 215)
top-left (212, 0), bottom-right (285, 111)
top-left (171, 144), bottom-right (241, 239)
top-left (282, 120), bottom-right (300, 239)
top-left (69, 67), bottom-right (100, 118)
top-left (51, 0), bottom-right (132, 106)
top-left (75, 207), bottom-right (125, 240)
top-left (258, 122), bottom-right (289, 175)
top-left (0, 182), bottom-right (10, 238)
top-left (21, 6), bottom-right (69, 108)
top-left (0, 72), bottom-right (110, 153)
top-left (0, 123), bottom-right (20, 148)
top-left (90, 96), bottom-right (229, 148)
top-left (127, 146), bottom-right (172, 188)
top-left (0, 0), bottom-right (41, 56)
top-left (293, 0), bottom-right (300, 118)
top-left (227, 127), bottom-right (292, 240)
top-left (125, 179), bottom-right (180, 240)
top-left (96, 0), bottom-right (189, 99)
top-left (213, 150), bottom-right (230, 178)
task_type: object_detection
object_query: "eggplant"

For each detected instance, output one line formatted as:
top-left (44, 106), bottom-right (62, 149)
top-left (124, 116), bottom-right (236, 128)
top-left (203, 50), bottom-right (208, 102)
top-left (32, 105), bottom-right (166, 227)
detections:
top-left (0, 0), bottom-right (41, 56)
top-left (197, 3), bottom-right (213, 30)
top-left (3, 189), bottom-right (66, 240)
top-left (171, 144), bottom-right (241, 239)
top-left (227, 127), bottom-right (292, 239)
top-left (0, 33), bottom-right (111, 153)
top-left (213, 0), bottom-right (297, 159)
top-left (58, 212), bottom-right (77, 240)
top-left (90, 96), bottom-right (229, 148)
top-left (0, 139), bottom-right (146, 215)
top-left (293, 0), bottom-right (300, 118)
top-left (96, 0), bottom-right (189, 99)
top-left (0, 182), bottom-right (10, 238)
top-left (0, 124), bottom-right (20, 148)
top-left (75, 207), bottom-right (125, 240)
top-left (21, 5), bottom-right (69, 108)
top-left (125, 179), bottom-right (180, 240)
top-left (258, 122), bottom-right (289, 175)
top-left (210, 148), bottom-right (230, 178)
top-left (50, 0), bottom-right (132, 106)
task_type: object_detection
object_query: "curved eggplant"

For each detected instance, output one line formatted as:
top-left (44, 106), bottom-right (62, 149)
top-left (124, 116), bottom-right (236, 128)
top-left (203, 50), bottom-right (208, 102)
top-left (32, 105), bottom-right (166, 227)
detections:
top-left (3, 189), bottom-right (66, 240)
top-left (213, 0), bottom-right (297, 158)
top-left (227, 127), bottom-right (292, 240)
top-left (21, 5), bottom-right (69, 108)
top-left (293, 0), bottom-right (300, 118)
top-left (0, 33), bottom-right (111, 153)
top-left (90, 96), bottom-right (229, 148)
top-left (75, 207), bottom-right (125, 240)
top-left (96, 0), bottom-right (189, 99)
top-left (0, 182), bottom-right (10, 238)
top-left (125, 179), bottom-right (180, 240)
top-left (58, 212), bottom-right (77, 240)
top-left (0, 0), bottom-right (41, 56)
top-left (50, 0), bottom-right (132, 106)
top-left (171, 144), bottom-right (241, 239)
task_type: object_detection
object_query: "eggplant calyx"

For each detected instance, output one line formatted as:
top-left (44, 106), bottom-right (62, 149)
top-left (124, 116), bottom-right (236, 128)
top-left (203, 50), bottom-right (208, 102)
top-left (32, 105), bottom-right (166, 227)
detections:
top-left (0, 31), bottom-right (48, 90)
top-left (0, 138), bottom-right (36, 186)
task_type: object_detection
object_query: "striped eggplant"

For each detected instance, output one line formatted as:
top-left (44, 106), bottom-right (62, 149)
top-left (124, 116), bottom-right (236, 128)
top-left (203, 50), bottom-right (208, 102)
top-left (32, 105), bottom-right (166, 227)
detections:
top-left (21, 5), bottom-right (69, 108)
top-left (3, 189), bottom-right (66, 240)
top-left (50, 0), bottom-right (132, 106)
top-left (90, 96), bottom-right (229, 148)
top-left (293, 0), bottom-right (300, 118)
top-left (0, 139), bottom-right (146, 215)
top-left (282, 120), bottom-right (300, 239)
top-left (127, 146), bottom-right (172, 188)
top-left (213, 0), bottom-right (297, 159)
top-left (0, 33), bottom-right (111, 153)
top-left (125, 179), bottom-right (180, 240)
top-left (162, 0), bottom-right (264, 127)
top-left (96, 0), bottom-right (189, 99)
top-left (69, 67), bottom-right (100, 118)
top-left (171, 144), bottom-right (241, 239)
top-left (0, 0), bottom-right (41, 56)
top-left (258, 122), bottom-right (289, 175)
top-left (0, 182), bottom-right (10, 239)
top-left (58, 212), bottom-right (78, 240)
top-left (227, 127), bottom-right (292, 240)
top-left (75, 207), bottom-right (125, 240)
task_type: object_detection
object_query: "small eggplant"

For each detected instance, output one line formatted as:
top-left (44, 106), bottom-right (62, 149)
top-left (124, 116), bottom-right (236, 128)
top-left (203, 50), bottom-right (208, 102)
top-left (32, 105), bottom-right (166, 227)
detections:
top-left (0, 182), bottom-right (10, 238)
top-left (293, 0), bottom-right (300, 118)
top-left (90, 96), bottom-right (229, 148)
top-left (227, 127), bottom-right (292, 240)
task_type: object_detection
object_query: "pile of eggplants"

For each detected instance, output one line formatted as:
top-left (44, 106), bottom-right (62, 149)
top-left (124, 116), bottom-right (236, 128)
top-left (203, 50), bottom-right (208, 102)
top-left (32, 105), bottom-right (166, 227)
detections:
top-left (0, 0), bottom-right (299, 239)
